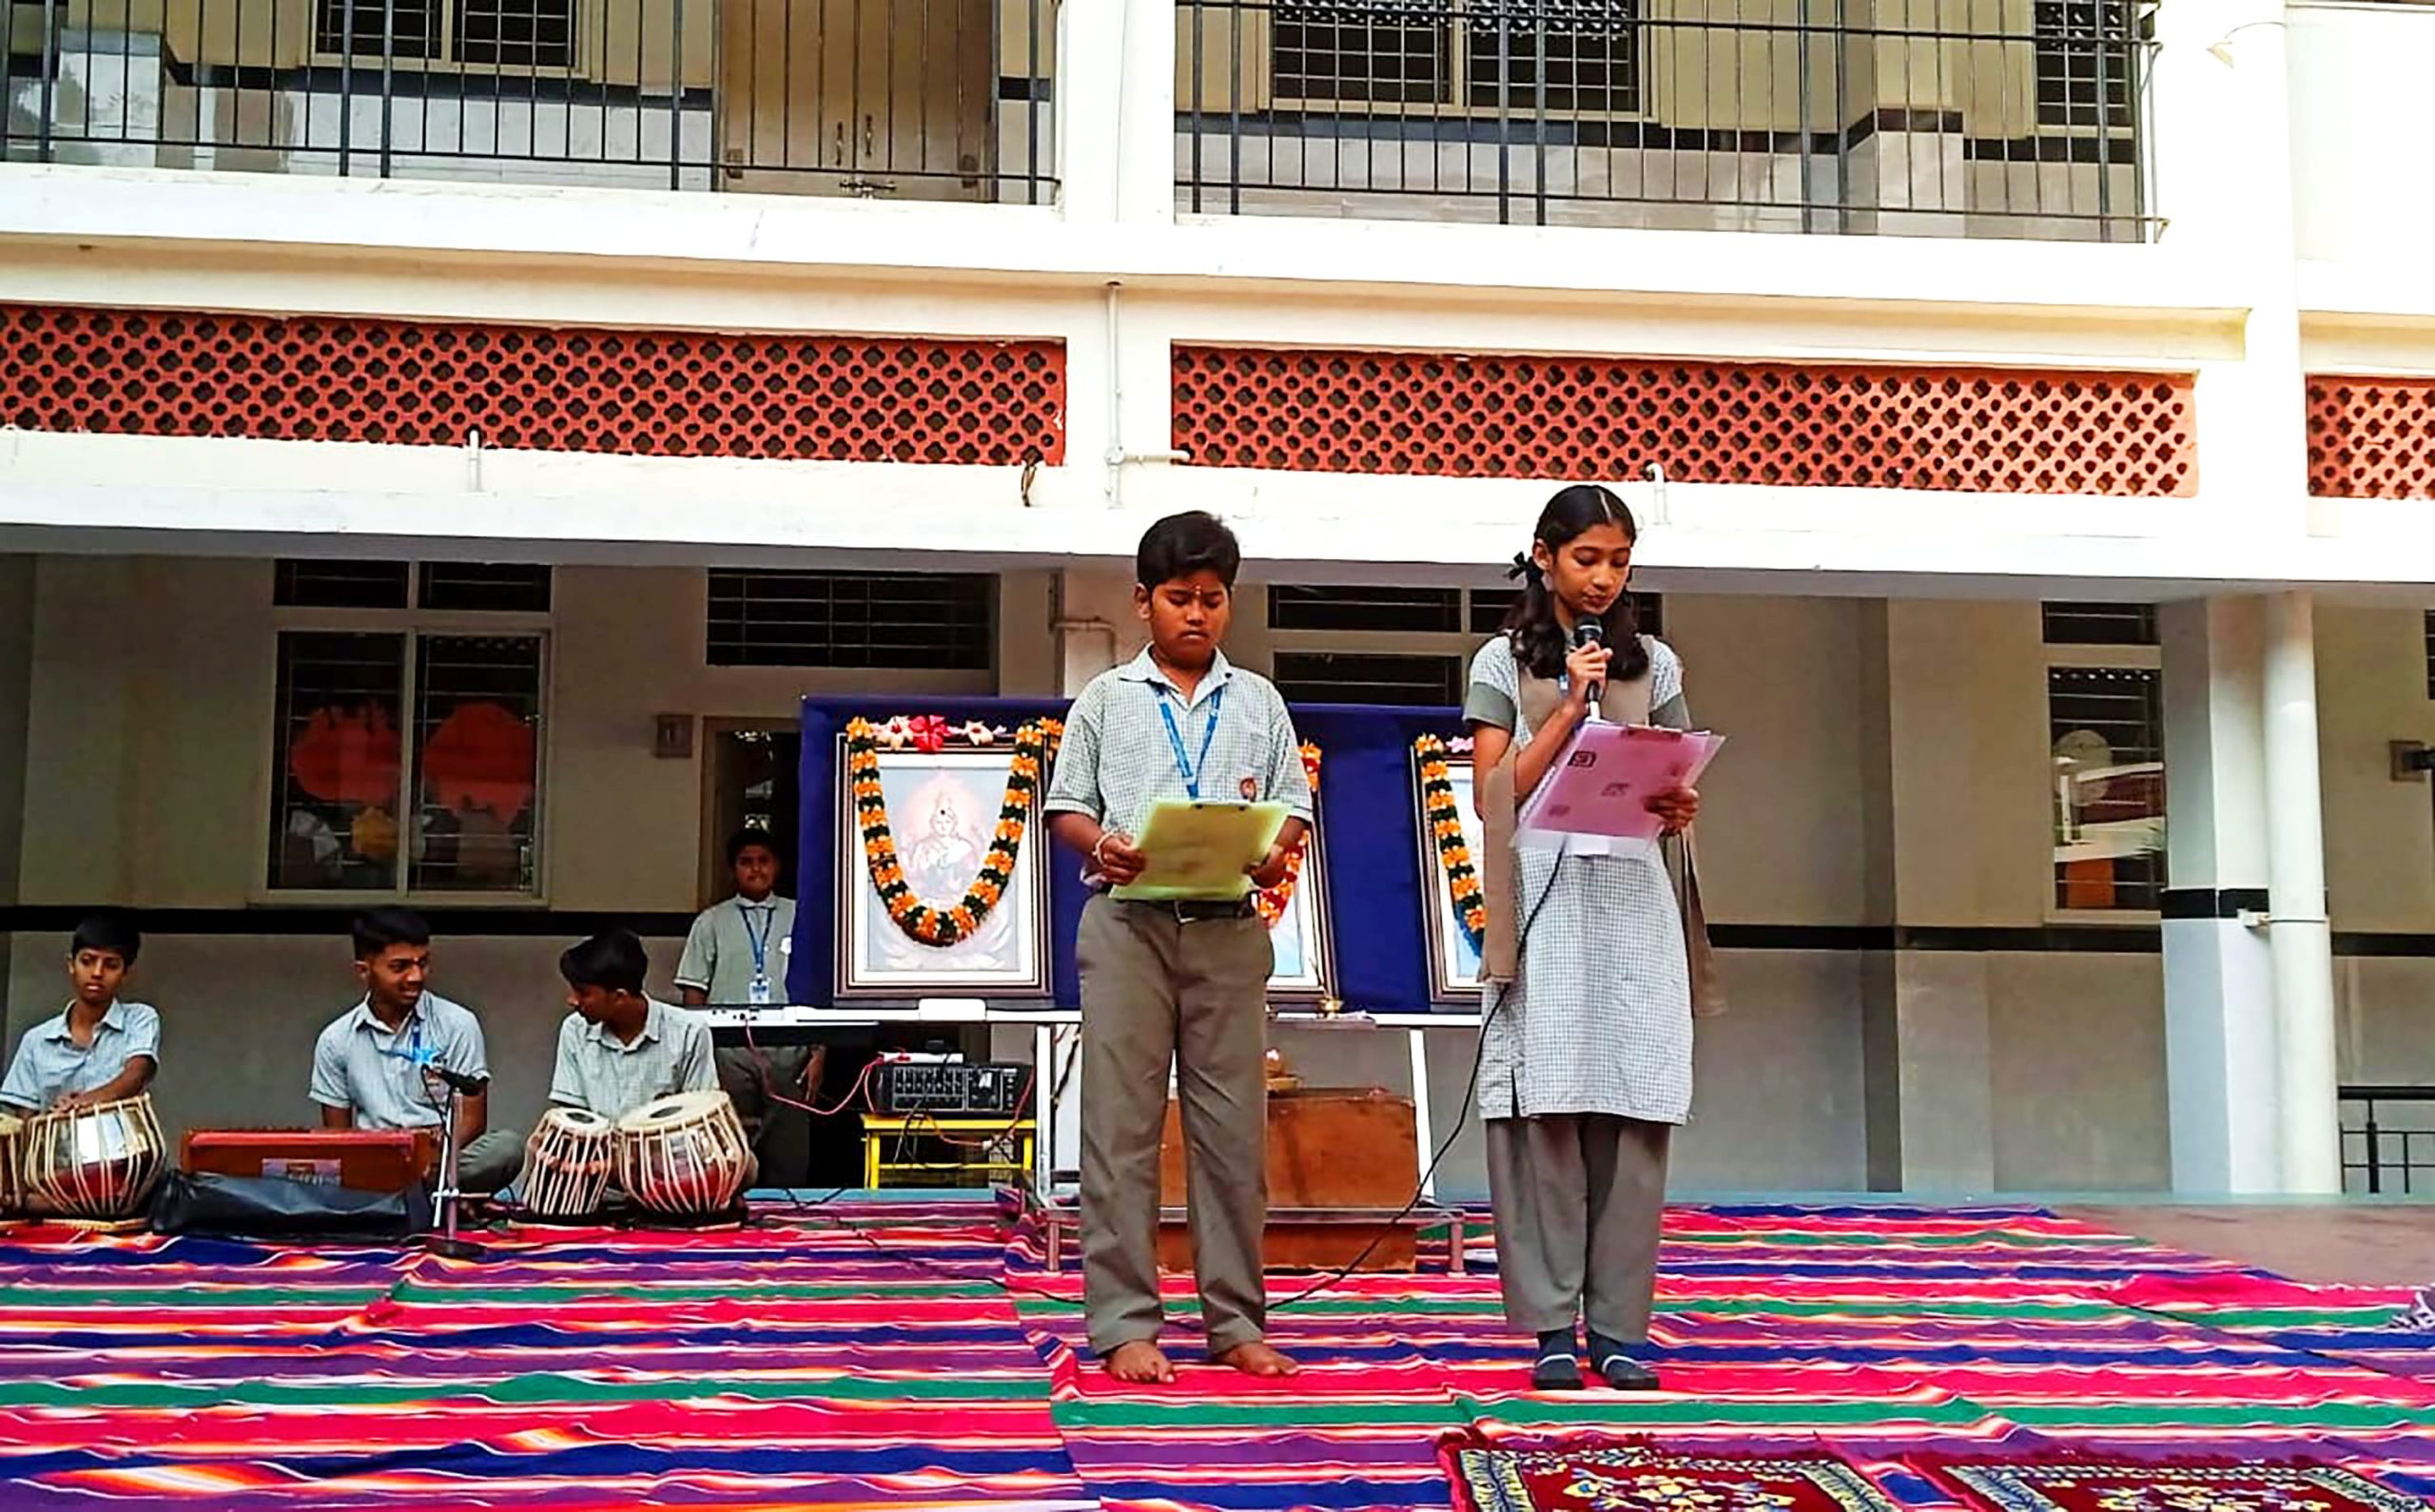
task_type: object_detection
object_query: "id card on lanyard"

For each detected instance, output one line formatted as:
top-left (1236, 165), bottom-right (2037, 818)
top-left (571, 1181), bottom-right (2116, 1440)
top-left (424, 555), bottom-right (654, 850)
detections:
top-left (742, 901), bottom-right (777, 1005)
top-left (1158, 685), bottom-right (1226, 800)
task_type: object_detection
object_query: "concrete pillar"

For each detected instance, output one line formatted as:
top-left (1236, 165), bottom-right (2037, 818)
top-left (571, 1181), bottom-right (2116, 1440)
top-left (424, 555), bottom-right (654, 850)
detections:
top-left (1860, 600), bottom-right (2050, 1193)
top-left (2158, 597), bottom-right (2281, 1192)
top-left (2153, 0), bottom-right (2311, 537)
top-left (2265, 591), bottom-right (2341, 1192)
top-left (1057, 0), bottom-right (1175, 225)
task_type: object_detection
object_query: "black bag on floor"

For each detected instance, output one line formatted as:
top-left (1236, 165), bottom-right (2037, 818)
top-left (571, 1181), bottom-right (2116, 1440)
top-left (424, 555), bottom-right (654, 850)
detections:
top-left (148, 1171), bottom-right (433, 1240)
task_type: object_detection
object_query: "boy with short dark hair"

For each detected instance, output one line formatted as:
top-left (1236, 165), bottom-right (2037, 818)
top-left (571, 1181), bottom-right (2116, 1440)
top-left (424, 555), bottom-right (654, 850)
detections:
top-left (676, 827), bottom-right (819, 1187)
top-left (0, 912), bottom-right (160, 1114)
top-left (1044, 511), bottom-right (1313, 1384)
top-left (553, 929), bottom-right (719, 1124)
top-left (310, 907), bottom-right (521, 1192)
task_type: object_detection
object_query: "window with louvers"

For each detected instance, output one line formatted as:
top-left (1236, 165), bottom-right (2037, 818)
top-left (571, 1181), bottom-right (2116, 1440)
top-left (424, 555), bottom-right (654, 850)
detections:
top-left (1269, 585), bottom-right (1463, 633)
top-left (1465, 0), bottom-right (1640, 114)
top-left (315, 0), bottom-right (575, 68)
top-left (275, 559), bottom-right (412, 611)
top-left (317, 0), bottom-right (442, 60)
top-left (707, 571), bottom-right (996, 670)
top-left (1274, 0), bottom-right (1454, 104)
top-left (1273, 0), bottom-right (1638, 112)
top-left (1274, 651), bottom-right (1464, 707)
top-left (2036, 0), bottom-right (2141, 129)
top-left (2040, 601), bottom-right (2156, 647)
top-left (1466, 588), bottom-right (1662, 640)
top-left (458, 0), bottom-right (576, 67)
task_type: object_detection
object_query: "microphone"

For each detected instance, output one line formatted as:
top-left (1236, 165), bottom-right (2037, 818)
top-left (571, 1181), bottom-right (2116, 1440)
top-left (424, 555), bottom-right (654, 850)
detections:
top-left (1573, 616), bottom-right (1606, 721)
top-left (424, 1063), bottom-right (491, 1097)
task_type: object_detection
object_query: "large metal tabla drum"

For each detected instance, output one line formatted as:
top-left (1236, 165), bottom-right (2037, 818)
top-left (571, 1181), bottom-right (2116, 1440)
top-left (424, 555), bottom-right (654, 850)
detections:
top-left (613, 1091), bottom-right (750, 1215)
top-left (0, 1113), bottom-right (22, 1217)
top-left (520, 1107), bottom-right (614, 1218)
top-left (23, 1094), bottom-right (165, 1219)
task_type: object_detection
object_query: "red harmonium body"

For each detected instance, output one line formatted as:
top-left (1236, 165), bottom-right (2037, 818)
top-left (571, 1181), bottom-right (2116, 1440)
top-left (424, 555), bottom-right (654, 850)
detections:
top-left (181, 1129), bottom-right (438, 1192)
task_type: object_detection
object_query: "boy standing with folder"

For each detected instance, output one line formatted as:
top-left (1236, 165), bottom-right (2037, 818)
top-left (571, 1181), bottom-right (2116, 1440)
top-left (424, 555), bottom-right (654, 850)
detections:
top-left (1044, 511), bottom-right (1313, 1385)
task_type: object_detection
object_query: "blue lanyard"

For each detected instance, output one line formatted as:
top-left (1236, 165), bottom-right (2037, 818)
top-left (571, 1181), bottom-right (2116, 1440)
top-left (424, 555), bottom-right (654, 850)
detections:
top-left (376, 1011), bottom-right (426, 1069)
top-left (740, 901), bottom-right (775, 976)
top-left (1157, 685), bottom-right (1225, 800)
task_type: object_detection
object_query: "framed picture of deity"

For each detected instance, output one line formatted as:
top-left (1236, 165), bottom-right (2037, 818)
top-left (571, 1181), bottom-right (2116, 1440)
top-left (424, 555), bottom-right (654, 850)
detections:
top-left (1260, 794), bottom-right (1335, 1001)
top-left (1411, 737), bottom-right (1488, 1002)
top-left (833, 727), bottom-right (1054, 1000)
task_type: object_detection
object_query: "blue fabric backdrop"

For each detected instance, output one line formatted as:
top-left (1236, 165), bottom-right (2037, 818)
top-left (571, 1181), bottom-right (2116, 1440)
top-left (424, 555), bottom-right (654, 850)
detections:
top-left (791, 695), bottom-right (1471, 1012)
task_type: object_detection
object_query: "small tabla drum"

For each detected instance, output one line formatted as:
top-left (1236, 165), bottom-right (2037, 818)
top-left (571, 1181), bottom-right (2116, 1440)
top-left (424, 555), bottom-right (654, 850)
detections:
top-left (23, 1093), bottom-right (166, 1220)
top-left (0, 1113), bottom-right (22, 1216)
top-left (521, 1107), bottom-right (614, 1219)
top-left (613, 1091), bottom-right (750, 1216)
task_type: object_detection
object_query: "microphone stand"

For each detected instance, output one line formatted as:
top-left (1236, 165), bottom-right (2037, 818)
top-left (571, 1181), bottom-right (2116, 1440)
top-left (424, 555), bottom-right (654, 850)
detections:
top-left (424, 1066), bottom-right (488, 1261)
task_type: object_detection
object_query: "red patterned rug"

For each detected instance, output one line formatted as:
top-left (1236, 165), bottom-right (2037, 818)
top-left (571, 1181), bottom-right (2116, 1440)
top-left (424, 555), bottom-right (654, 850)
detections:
top-left (1927, 1461), bottom-right (2431, 1512)
top-left (1443, 1435), bottom-right (1904, 1512)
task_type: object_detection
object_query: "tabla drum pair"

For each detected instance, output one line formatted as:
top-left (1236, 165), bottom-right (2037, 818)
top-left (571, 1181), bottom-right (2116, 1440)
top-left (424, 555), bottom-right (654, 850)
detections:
top-left (18, 1094), bottom-right (166, 1221)
top-left (520, 1091), bottom-right (750, 1219)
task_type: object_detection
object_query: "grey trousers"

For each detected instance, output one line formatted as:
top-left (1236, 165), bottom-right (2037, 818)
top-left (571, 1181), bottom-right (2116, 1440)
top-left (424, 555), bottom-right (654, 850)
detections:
top-left (715, 1042), bottom-right (815, 1189)
top-left (458, 1128), bottom-right (526, 1195)
top-left (1077, 897), bottom-right (1274, 1357)
top-left (1485, 1113), bottom-right (1671, 1342)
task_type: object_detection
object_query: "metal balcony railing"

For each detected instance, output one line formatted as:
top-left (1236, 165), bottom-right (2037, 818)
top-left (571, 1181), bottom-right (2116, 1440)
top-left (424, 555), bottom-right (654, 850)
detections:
top-left (2342, 1084), bottom-right (2435, 1195)
top-left (3, 0), bottom-right (1058, 201)
top-left (1176, 0), bottom-right (2158, 240)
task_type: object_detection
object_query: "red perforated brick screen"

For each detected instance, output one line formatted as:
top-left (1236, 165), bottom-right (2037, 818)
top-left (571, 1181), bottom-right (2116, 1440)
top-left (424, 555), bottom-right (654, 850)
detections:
top-left (1, 304), bottom-right (1065, 464)
top-left (1173, 347), bottom-right (2196, 496)
top-left (2308, 376), bottom-right (2435, 499)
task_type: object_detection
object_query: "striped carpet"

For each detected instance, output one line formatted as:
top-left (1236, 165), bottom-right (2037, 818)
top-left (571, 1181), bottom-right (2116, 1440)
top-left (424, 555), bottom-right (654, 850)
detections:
top-left (0, 1201), bottom-right (2425, 1508)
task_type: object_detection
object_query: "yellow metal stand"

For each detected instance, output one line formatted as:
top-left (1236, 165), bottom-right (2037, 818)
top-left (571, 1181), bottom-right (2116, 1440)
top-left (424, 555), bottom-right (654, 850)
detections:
top-left (861, 1115), bottom-right (1037, 1190)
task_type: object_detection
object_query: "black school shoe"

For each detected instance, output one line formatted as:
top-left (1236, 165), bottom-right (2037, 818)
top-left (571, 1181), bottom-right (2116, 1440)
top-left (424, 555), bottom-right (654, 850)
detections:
top-left (1530, 1327), bottom-right (1585, 1390)
top-left (1588, 1329), bottom-right (1663, 1391)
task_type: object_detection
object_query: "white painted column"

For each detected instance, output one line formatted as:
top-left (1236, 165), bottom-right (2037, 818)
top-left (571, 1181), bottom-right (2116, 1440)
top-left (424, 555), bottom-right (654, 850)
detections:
top-left (1115, 0), bottom-right (1179, 225)
top-left (2157, 597), bottom-right (2282, 1192)
top-left (1054, 1), bottom-right (1120, 223)
top-left (2264, 591), bottom-right (2341, 1192)
top-left (1058, 0), bottom-right (1176, 226)
top-left (2153, 0), bottom-right (2310, 539)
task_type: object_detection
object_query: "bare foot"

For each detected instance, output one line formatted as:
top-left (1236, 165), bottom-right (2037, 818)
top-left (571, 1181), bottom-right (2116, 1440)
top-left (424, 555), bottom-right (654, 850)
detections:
top-left (1213, 1341), bottom-right (1300, 1377)
top-left (1102, 1340), bottom-right (1176, 1384)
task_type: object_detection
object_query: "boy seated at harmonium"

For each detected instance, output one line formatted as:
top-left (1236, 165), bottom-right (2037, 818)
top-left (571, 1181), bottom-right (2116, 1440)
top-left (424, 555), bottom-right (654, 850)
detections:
top-left (0, 913), bottom-right (160, 1115)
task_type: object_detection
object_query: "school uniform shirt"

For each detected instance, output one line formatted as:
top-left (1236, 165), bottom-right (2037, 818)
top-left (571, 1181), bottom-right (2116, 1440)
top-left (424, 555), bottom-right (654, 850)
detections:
top-left (308, 992), bottom-right (490, 1132)
top-left (548, 998), bottom-right (716, 1123)
top-left (673, 895), bottom-right (798, 1005)
top-left (0, 999), bottom-right (161, 1113)
top-left (1466, 633), bottom-right (1693, 1125)
top-left (1043, 648), bottom-right (1315, 854)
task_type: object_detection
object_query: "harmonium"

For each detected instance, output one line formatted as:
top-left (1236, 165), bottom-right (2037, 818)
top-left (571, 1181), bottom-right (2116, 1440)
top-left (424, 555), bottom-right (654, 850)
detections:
top-left (182, 1128), bottom-right (438, 1193)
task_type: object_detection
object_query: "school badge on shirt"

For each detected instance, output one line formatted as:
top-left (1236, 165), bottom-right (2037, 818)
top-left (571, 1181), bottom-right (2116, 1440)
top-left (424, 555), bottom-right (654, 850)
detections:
top-left (1239, 776), bottom-right (1258, 800)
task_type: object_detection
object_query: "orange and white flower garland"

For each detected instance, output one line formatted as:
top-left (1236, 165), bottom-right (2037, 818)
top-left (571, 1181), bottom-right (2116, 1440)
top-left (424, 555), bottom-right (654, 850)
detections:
top-left (1252, 743), bottom-right (1324, 927)
top-left (846, 716), bottom-right (1062, 948)
top-left (1413, 734), bottom-right (1486, 952)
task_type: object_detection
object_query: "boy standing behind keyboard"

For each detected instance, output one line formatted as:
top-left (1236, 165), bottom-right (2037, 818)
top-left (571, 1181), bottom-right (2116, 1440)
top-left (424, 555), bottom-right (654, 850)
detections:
top-left (1043, 511), bottom-right (1312, 1385)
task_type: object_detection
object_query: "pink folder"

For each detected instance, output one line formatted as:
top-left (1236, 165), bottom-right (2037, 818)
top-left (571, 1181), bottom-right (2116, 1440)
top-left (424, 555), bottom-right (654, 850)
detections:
top-left (1515, 721), bottom-right (1724, 854)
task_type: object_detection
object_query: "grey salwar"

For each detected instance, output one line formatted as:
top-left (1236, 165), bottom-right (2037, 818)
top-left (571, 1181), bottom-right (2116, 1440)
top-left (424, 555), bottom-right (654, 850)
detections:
top-left (1485, 1114), bottom-right (1671, 1342)
top-left (1076, 896), bottom-right (1274, 1358)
